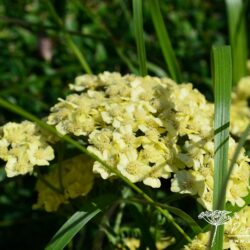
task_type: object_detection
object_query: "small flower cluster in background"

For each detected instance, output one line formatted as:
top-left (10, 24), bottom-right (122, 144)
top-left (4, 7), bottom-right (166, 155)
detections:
top-left (0, 121), bottom-right (54, 177)
top-left (33, 155), bottom-right (94, 212)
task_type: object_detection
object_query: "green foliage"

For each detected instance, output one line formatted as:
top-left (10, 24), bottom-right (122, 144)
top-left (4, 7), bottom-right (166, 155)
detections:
top-left (45, 207), bottom-right (101, 250)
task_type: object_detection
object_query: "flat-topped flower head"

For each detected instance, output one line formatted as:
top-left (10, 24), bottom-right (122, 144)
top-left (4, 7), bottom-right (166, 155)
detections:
top-left (47, 72), bottom-right (250, 200)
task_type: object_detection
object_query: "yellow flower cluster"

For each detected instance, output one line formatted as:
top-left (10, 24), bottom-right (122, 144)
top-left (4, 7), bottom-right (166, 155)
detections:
top-left (33, 155), bottom-right (94, 212)
top-left (48, 72), bottom-right (178, 188)
top-left (0, 121), bottom-right (54, 177)
top-left (172, 135), bottom-right (250, 210)
top-left (183, 206), bottom-right (250, 250)
top-left (231, 77), bottom-right (250, 139)
top-left (48, 72), bottom-right (250, 210)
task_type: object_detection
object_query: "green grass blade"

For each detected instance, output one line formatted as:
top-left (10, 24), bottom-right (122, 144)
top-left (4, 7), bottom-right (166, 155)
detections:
top-left (226, 0), bottom-right (248, 85)
top-left (45, 207), bottom-right (101, 250)
top-left (210, 46), bottom-right (232, 250)
top-left (148, 0), bottom-right (181, 82)
top-left (133, 0), bottom-right (148, 76)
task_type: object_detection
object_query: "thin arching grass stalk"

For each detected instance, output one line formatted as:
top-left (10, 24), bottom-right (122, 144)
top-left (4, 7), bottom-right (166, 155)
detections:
top-left (133, 0), bottom-right (148, 76)
top-left (0, 97), bottom-right (191, 243)
top-left (210, 46), bottom-right (232, 249)
top-left (148, 0), bottom-right (181, 82)
top-left (44, 0), bottom-right (92, 74)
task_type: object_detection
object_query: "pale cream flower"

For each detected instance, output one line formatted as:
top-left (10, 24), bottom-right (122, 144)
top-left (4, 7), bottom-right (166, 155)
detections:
top-left (0, 121), bottom-right (55, 177)
top-left (170, 83), bottom-right (214, 137)
top-left (3, 121), bottom-right (36, 143)
top-left (234, 76), bottom-right (250, 99)
top-left (69, 74), bottom-right (99, 91)
top-left (87, 146), bottom-right (115, 179)
top-left (226, 180), bottom-right (249, 207)
top-left (27, 142), bottom-right (54, 166)
top-left (230, 101), bottom-right (250, 139)
top-left (5, 156), bottom-right (18, 178)
top-left (0, 138), bottom-right (9, 161)
top-left (171, 170), bottom-right (205, 196)
top-left (88, 128), bottom-right (113, 151)
top-left (117, 147), bottom-right (151, 183)
top-left (5, 149), bottom-right (34, 177)
top-left (48, 93), bottom-right (103, 136)
top-left (112, 125), bottom-right (140, 150)
top-left (130, 79), bottom-right (145, 102)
